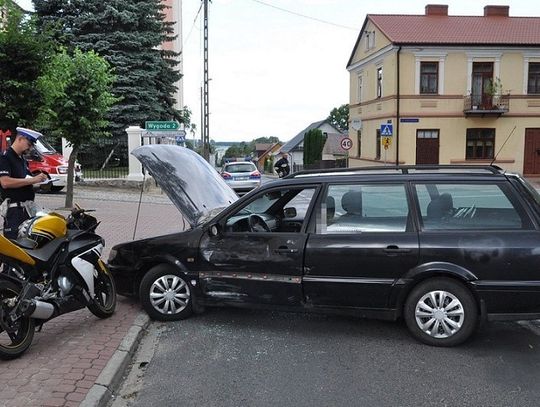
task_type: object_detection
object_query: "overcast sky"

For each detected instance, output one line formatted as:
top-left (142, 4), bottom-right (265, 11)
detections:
top-left (15, 0), bottom-right (538, 143)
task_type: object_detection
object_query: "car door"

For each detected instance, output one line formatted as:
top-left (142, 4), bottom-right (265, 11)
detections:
top-left (303, 182), bottom-right (419, 310)
top-left (198, 185), bottom-right (319, 306)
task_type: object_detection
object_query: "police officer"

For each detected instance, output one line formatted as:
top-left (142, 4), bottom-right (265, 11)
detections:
top-left (0, 129), bottom-right (48, 239)
top-left (274, 152), bottom-right (290, 178)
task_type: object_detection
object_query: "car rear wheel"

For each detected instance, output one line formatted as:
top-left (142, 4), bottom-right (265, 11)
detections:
top-left (139, 265), bottom-right (193, 321)
top-left (404, 277), bottom-right (478, 347)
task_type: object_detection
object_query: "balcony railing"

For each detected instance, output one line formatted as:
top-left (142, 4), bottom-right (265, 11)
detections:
top-left (463, 94), bottom-right (509, 116)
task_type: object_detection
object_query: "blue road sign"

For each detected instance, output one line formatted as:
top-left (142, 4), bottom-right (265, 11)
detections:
top-left (381, 124), bottom-right (393, 136)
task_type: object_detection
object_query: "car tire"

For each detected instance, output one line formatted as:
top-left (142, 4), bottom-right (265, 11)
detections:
top-left (139, 264), bottom-right (193, 321)
top-left (404, 277), bottom-right (478, 347)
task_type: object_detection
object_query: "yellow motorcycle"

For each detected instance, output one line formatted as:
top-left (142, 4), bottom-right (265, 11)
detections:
top-left (0, 206), bottom-right (116, 359)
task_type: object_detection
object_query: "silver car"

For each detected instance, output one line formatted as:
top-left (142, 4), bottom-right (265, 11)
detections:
top-left (221, 161), bottom-right (261, 192)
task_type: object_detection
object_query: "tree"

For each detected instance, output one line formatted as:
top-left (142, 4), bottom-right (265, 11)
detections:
top-left (0, 2), bottom-right (53, 133)
top-left (327, 104), bottom-right (349, 131)
top-left (37, 48), bottom-right (117, 207)
top-left (303, 129), bottom-right (326, 167)
top-left (33, 0), bottom-right (189, 137)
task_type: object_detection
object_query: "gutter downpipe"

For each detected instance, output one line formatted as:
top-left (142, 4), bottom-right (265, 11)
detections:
top-left (396, 45), bottom-right (401, 166)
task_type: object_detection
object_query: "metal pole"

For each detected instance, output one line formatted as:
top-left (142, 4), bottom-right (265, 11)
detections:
top-left (202, 0), bottom-right (210, 161)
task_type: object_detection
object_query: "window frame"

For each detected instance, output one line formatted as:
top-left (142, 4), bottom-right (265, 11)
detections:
top-left (376, 67), bottom-right (383, 98)
top-left (419, 62), bottom-right (439, 94)
top-left (466, 128), bottom-right (495, 160)
top-left (528, 62), bottom-right (540, 94)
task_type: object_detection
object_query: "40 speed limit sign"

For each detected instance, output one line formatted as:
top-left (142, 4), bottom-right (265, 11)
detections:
top-left (340, 137), bottom-right (353, 150)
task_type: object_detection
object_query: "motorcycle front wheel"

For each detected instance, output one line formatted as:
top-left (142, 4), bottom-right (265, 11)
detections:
top-left (87, 261), bottom-right (117, 319)
top-left (0, 280), bottom-right (35, 360)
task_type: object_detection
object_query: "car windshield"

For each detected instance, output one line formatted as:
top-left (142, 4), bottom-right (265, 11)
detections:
top-left (225, 163), bottom-right (255, 173)
top-left (35, 138), bottom-right (57, 154)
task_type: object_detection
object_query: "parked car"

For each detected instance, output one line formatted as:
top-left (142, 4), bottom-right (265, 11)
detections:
top-left (0, 127), bottom-right (83, 192)
top-left (220, 161), bottom-right (261, 192)
top-left (108, 145), bottom-right (540, 347)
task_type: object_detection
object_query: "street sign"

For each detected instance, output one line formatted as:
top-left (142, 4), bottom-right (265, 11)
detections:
top-left (351, 118), bottom-right (362, 131)
top-left (340, 137), bottom-right (353, 150)
top-left (145, 121), bottom-right (180, 131)
top-left (381, 124), bottom-right (393, 136)
top-left (382, 136), bottom-right (392, 149)
top-left (400, 118), bottom-right (419, 123)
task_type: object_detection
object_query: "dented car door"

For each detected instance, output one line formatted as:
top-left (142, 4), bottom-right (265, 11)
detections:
top-left (198, 186), bottom-right (319, 306)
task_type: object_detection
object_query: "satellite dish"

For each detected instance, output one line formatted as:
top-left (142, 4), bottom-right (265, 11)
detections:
top-left (351, 118), bottom-right (362, 131)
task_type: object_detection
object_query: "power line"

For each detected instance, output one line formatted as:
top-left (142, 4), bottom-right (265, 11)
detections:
top-left (183, 2), bottom-right (204, 49)
top-left (248, 0), bottom-right (357, 31)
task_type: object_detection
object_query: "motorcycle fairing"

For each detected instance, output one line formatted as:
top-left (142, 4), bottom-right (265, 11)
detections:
top-left (0, 235), bottom-right (36, 266)
top-left (70, 244), bottom-right (104, 298)
top-left (132, 145), bottom-right (239, 228)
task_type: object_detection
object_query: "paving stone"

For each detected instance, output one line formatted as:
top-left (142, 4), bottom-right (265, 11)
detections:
top-left (0, 186), bottom-right (170, 406)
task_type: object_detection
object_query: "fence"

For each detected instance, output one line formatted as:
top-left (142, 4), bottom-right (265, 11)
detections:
top-left (77, 137), bottom-right (129, 179)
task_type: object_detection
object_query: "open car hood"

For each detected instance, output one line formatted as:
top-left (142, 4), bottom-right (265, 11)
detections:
top-left (132, 145), bottom-right (238, 228)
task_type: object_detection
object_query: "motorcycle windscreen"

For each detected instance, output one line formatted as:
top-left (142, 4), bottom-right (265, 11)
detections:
top-left (132, 145), bottom-right (238, 228)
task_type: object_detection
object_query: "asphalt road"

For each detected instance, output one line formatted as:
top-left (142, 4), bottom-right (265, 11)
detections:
top-left (112, 308), bottom-right (540, 407)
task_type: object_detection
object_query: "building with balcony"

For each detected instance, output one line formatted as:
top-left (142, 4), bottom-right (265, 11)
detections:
top-left (347, 4), bottom-right (540, 175)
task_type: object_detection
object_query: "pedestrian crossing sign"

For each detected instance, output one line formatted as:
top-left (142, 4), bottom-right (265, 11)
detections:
top-left (381, 124), bottom-right (393, 136)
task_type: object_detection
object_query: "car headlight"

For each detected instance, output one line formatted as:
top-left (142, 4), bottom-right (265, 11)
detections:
top-left (57, 166), bottom-right (68, 174)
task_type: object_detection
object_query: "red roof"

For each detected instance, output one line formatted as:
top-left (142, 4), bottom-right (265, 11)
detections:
top-left (369, 14), bottom-right (540, 45)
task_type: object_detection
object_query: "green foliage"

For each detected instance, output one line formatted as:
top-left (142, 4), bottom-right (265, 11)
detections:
top-left (224, 142), bottom-right (251, 159)
top-left (0, 6), bottom-right (54, 130)
top-left (303, 129), bottom-right (326, 166)
top-left (327, 104), bottom-right (349, 131)
top-left (37, 48), bottom-right (117, 206)
top-left (32, 0), bottom-right (189, 137)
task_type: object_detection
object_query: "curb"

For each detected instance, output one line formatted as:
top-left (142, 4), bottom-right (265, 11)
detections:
top-left (80, 311), bottom-right (150, 407)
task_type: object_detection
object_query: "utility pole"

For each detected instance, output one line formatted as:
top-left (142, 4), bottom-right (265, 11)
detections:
top-left (202, 0), bottom-right (210, 161)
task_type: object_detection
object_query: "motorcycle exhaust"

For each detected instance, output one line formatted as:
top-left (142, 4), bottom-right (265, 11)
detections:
top-left (19, 299), bottom-right (55, 320)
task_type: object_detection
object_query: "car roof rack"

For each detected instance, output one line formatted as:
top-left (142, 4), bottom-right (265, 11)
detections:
top-left (286, 164), bottom-right (505, 178)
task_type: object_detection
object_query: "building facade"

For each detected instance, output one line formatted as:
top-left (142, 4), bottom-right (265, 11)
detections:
top-left (162, 0), bottom-right (184, 111)
top-left (347, 4), bottom-right (540, 175)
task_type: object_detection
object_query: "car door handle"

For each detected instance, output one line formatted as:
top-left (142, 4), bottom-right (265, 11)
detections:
top-left (274, 247), bottom-right (299, 254)
top-left (383, 246), bottom-right (411, 255)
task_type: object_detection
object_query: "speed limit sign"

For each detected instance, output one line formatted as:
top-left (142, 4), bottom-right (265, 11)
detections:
top-left (340, 137), bottom-right (353, 150)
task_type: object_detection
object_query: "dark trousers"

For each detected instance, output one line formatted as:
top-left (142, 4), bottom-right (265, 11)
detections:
top-left (3, 207), bottom-right (29, 240)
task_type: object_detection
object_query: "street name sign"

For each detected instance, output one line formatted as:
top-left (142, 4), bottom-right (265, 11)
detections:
top-left (145, 121), bottom-right (180, 131)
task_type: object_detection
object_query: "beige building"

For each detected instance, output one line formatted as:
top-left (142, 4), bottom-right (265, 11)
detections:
top-left (347, 4), bottom-right (540, 175)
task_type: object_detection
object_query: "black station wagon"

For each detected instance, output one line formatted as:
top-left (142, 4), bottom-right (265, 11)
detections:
top-left (108, 145), bottom-right (540, 346)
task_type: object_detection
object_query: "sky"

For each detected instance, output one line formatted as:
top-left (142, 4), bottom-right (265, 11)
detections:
top-left (14, 0), bottom-right (539, 143)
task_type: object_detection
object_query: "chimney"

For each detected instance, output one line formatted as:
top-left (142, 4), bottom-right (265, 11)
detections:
top-left (484, 5), bottom-right (509, 17)
top-left (425, 4), bottom-right (448, 16)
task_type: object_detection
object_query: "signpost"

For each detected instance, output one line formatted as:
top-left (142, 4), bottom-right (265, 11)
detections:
top-left (380, 124), bottom-right (393, 136)
top-left (145, 121), bottom-right (180, 131)
top-left (340, 137), bottom-right (353, 151)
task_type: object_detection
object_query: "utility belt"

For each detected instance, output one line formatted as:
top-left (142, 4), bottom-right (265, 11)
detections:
top-left (0, 199), bottom-right (38, 218)
top-left (8, 201), bottom-right (26, 208)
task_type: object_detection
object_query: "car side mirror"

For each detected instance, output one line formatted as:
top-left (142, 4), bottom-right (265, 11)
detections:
top-left (283, 207), bottom-right (297, 218)
top-left (208, 223), bottom-right (222, 237)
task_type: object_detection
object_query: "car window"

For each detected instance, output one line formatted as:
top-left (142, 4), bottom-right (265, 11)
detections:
top-left (319, 183), bottom-right (409, 233)
top-left (225, 187), bottom-right (316, 233)
top-left (224, 163), bottom-right (256, 173)
top-left (415, 183), bottom-right (530, 230)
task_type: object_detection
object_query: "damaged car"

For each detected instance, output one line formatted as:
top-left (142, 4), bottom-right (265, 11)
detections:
top-left (108, 145), bottom-right (540, 347)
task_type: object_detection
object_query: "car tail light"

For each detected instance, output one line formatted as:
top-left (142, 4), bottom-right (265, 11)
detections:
top-left (221, 172), bottom-right (232, 179)
top-left (56, 166), bottom-right (68, 174)
top-left (250, 170), bottom-right (261, 179)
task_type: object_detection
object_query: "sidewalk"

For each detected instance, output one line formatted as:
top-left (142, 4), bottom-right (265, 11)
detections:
top-left (0, 186), bottom-right (183, 407)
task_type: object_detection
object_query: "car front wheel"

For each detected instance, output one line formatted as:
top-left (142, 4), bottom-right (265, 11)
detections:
top-left (404, 277), bottom-right (478, 347)
top-left (139, 265), bottom-right (193, 321)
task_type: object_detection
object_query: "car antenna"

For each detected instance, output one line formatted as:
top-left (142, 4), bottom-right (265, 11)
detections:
top-left (490, 125), bottom-right (516, 166)
top-left (132, 167), bottom-right (146, 240)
